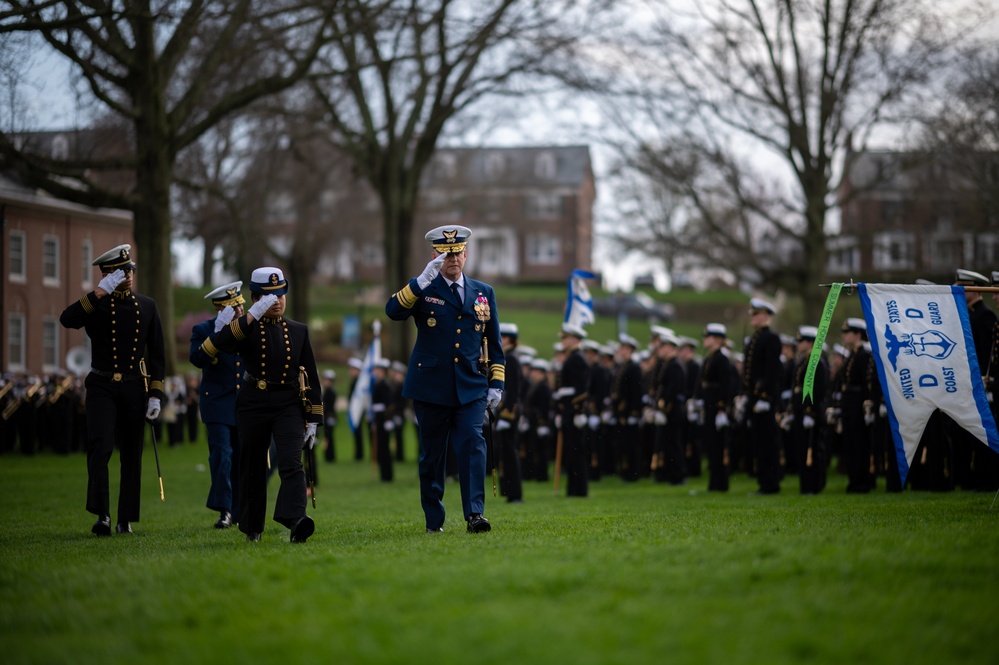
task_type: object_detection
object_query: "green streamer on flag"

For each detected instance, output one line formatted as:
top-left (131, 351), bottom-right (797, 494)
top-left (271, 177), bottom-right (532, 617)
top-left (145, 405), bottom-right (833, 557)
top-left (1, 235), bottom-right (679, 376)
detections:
top-left (803, 283), bottom-right (843, 404)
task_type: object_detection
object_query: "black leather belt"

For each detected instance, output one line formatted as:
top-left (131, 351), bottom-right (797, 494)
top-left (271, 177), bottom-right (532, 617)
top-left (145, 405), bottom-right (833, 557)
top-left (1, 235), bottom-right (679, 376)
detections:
top-left (90, 369), bottom-right (141, 382)
top-left (244, 372), bottom-right (297, 392)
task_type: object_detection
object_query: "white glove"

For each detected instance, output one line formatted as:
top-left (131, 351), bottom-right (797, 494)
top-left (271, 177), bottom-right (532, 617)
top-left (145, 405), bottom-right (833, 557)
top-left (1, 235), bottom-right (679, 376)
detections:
top-left (600, 410), bottom-right (614, 424)
top-left (304, 423), bottom-right (318, 449)
top-left (325, 417), bottom-right (336, 427)
top-left (417, 253), bottom-right (447, 289)
top-left (98, 269), bottom-right (125, 294)
top-left (214, 306), bottom-right (235, 333)
top-left (802, 415), bottom-right (815, 429)
top-left (653, 411), bottom-right (667, 426)
top-left (988, 392), bottom-right (995, 404)
top-left (495, 419), bottom-right (512, 431)
top-left (384, 419), bottom-right (396, 431)
top-left (537, 426), bottom-right (551, 437)
top-left (518, 415), bottom-right (530, 433)
top-left (733, 395), bottom-right (748, 421)
top-left (626, 417), bottom-right (639, 426)
top-left (554, 415), bottom-right (562, 429)
top-left (686, 402), bottom-right (699, 423)
top-left (780, 414), bottom-right (794, 431)
top-left (753, 400), bottom-right (771, 414)
top-left (588, 414), bottom-right (601, 430)
top-left (879, 403), bottom-right (887, 417)
top-left (486, 388), bottom-right (502, 411)
top-left (552, 386), bottom-right (576, 400)
top-left (573, 413), bottom-right (588, 429)
top-left (248, 294), bottom-right (278, 320)
top-left (864, 411), bottom-right (875, 426)
top-left (643, 407), bottom-right (656, 424)
top-left (715, 411), bottom-right (729, 429)
top-left (145, 397), bottom-right (161, 420)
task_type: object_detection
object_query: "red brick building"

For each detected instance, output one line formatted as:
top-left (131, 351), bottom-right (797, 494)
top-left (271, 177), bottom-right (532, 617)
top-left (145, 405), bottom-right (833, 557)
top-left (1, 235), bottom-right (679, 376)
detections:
top-left (832, 148), bottom-right (999, 283)
top-left (328, 145), bottom-right (596, 285)
top-left (2, 173), bottom-right (134, 376)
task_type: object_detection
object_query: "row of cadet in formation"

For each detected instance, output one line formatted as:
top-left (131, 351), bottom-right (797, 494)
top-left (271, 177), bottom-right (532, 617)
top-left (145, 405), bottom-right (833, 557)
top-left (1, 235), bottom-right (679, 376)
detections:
top-left (16, 233), bottom-right (999, 540)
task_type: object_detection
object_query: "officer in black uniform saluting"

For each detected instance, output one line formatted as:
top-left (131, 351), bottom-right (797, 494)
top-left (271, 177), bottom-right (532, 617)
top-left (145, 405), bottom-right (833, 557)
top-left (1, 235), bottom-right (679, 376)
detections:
top-left (203, 267), bottom-right (323, 543)
top-left (60, 244), bottom-right (166, 536)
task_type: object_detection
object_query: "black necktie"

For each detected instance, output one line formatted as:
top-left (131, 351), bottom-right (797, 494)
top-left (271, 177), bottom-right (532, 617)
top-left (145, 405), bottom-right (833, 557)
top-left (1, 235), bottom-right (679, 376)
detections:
top-left (450, 282), bottom-right (462, 305)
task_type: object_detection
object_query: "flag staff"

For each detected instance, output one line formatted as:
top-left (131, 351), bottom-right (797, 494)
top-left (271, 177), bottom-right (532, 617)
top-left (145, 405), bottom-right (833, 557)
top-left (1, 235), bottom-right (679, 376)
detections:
top-left (819, 279), bottom-right (999, 294)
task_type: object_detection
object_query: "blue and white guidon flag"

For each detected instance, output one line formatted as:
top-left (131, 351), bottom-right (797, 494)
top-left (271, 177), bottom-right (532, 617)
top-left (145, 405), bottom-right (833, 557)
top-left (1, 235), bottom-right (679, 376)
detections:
top-left (348, 325), bottom-right (381, 433)
top-left (859, 283), bottom-right (999, 485)
top-left (564, 269), bottom-right (596, 329)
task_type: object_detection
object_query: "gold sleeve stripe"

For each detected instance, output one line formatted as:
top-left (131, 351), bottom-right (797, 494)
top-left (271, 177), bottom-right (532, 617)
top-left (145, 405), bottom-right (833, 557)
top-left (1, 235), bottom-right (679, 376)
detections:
top-left (395, 284), bottom-right (417, 309)
top-left (150, 379), bottom-right (165, 393)
top-left (307, 404), bottom-right (325, 416)
top-left (200, 338), bottom-right (218, 358)
top-left (80, 295), bottom-right (95, 314)
top-left (229, 319), bottom-right (245, 341)
top-left (490, 364), bottom-right (506, 382)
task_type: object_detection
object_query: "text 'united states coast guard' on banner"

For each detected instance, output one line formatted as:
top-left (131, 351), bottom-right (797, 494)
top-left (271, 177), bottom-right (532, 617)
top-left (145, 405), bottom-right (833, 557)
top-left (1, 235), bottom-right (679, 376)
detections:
top-left (859, 283), bottom-right (999, 486)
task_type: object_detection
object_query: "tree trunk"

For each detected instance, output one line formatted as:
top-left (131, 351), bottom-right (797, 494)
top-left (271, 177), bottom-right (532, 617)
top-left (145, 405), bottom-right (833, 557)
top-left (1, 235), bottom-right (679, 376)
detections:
top-left (383, 196), bottom-right (415, 362)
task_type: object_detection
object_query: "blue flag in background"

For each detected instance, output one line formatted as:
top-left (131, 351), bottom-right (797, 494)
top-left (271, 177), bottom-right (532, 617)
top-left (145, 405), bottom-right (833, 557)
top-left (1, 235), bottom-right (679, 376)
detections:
top-left (348, 329), bottom-right (381, 433)
top-left (564, 269), bottom-right (596, 329)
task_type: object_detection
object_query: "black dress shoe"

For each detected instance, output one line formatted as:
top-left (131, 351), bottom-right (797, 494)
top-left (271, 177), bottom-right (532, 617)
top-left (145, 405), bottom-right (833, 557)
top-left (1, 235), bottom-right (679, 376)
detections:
top-left (115, 522), bottom-right (132, 534)
top-left (214, 511), bottom-right (232, 529)
top-left (91, 516), bottom-right (111, 537)
top-left (426, 527), bottom-right (443, 533)
top-left (246, 532), bottom-right (262, 542)
top-left (466, 514), bottom-right (491, 533)
top-left (290, 515), bottom-right (315, 543)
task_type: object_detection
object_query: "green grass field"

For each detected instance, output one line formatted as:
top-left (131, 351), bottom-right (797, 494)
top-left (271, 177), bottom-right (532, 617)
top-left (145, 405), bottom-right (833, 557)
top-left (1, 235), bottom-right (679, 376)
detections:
top-left (3, 425), bottom-right (999, 665)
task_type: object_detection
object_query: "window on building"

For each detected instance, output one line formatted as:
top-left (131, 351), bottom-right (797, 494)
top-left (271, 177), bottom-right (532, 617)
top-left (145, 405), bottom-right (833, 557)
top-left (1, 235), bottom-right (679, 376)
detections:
top-left (8, 313), bottom-right (25, 371)
top-left (827, 242), bottom-right (860, 275)
top-left (929, 236), bottom-right (965, 270)
top-left (975, 234), bottom-right (999, 266)
top-left (81, 239), bottom-right (93, 289)
top-left (534, 152), bottom-right (557, 179)
top-left (872, 231), bottom-right (915, 271)
top-left (525, 193), bottom-right (562, 218)
top-left (42, 318), bottom-right (59, 371)
top-left (434, 153), bottom-right (457, 179)
top-left (9, 229), bottom-right (26, 283)
top-left (359, 242), bottom-right (384, 266)
top-left (42, 235), bottom-right (60, 286)
top-left (484, 153), bottom-right (505, 179)
top-left (526, 233), bottom-right (561, 265)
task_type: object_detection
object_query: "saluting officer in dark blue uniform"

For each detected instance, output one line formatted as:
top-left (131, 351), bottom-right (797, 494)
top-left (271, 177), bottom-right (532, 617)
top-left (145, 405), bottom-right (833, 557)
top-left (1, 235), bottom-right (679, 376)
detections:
top-left (386, 225), bottom-right (505, 534)
top-left (189, 281), bottom-right (245, 529)
top-left (202, 267), bottom-right (323, 543)
top-left (60, 244), bottom-right (165, 536)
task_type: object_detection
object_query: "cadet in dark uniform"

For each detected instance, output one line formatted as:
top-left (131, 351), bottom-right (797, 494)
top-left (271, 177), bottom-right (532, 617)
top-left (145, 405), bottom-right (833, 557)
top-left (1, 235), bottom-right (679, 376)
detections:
top-left (495, 322), bottom-right (524, 502)
top-left (189, 280), bottom-right (245, 529)
top-left (839, 317), bottom-right (873, 493)
top-left (583, 340), bottom-right (610, 480)
top-left (321, 370), bottom-right (338, 462)
top-left (955, 269), bottom-right (997, 490)
top-left (651, 330), bottom-right (686, 485)
top-left (385, 225), bottom-right (505, 533)
top-left (389, 361), bottom-right (408, 461)
top-left (203, 267), bottom-right (323, 543)
top-left (612, 334), bottom-right (645, 481)
top-left (523, 358), bottom-right (553, 481)
top-left (693, 323), bottom-right (733, 491)
top-left (370, 358), bottom-right (395, 482)
top-left (790, 326), bottom-right (828, 494)
top-left (60, 244), bottom-right (165, 536)
top-left (739, 298), bottom-right (783, 494)
top-left (554, 323), bottom-right (590, 497)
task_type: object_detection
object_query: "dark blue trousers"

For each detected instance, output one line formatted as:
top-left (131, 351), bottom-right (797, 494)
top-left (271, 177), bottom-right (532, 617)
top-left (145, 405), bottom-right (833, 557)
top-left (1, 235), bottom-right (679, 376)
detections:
top-left (205, 422), bottom-right (240, 521)
top-left (413, 396), bottom-right (487, 530)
